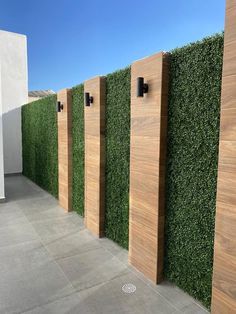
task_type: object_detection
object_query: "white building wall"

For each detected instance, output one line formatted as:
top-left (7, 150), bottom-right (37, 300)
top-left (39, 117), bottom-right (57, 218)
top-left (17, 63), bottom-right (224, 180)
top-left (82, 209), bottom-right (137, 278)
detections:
top-left (0, 30), bottom-right (28, 199)
top-left (0, 63), bottom-right (5, 200)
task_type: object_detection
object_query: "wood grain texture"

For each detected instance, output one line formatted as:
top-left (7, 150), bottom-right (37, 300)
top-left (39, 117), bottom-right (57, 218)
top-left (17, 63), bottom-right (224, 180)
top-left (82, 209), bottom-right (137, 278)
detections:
top-left (57, 89), bottom-right (72, 212)
top-left (129, 52), bottom-right (169, 283)
top-left (84, 77), bottom-right (106, 237)
top-left (212, 1), bottom-right (236, 312)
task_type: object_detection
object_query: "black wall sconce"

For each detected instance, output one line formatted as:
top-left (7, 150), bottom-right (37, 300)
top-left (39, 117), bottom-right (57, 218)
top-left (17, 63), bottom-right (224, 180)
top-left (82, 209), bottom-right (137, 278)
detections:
top-left (85, 92), bottom-right (93, 107)
top-left (137, 77), bottom-right (149, 97)
top-left (57, 101), bottom-right (63, 112)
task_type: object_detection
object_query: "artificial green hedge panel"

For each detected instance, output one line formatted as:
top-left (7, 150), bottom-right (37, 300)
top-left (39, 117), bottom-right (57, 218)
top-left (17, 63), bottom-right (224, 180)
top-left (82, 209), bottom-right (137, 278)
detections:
top-left (105, 67), bottom-right (131, 249)
top-left (22, 95), bottom-right (58, 197)
top-left (164, 33), bottom-right (224, 308)
top-left (72, 84), bottom-right (84, 216)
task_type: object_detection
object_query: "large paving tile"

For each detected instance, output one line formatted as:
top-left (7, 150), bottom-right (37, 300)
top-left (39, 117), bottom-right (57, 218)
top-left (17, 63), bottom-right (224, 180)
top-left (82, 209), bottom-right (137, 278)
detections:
top-left (75, 270), bottom-right (177, 314)
top-left (147, 281), bottom-right (209, 313)
top-left (25, 205), bottom-right (67, 223)
top-left (0, 201), bottom-right (21, 212)
top-left (148, 281), bottom-right (203, 312)
top-left (0, 257), bottom-right (75, 314)
top-left (57, 246), bottom-right (128, 292)
top-left (0, 205), bottom-right (28, 228)
top-left (23, 292), bottom-right (82, 314)
top-left (31, 214), bottom-right (84, 241)
top-left (44, 228), bottom-right (101, 260)
top-left (0, 175), bottom-right (206, 314)
top-left (0, 240), bottom-right (52, 275)
top-left (98, 237), bottom-right (129, 265)
top-left (17, 195), bottom-right (59, 216)
top-left (5, 176), bottom-right (47, 201)
top-left (24, 271), bottom-right (178, 314)
top-left (181, 302), bottom-right (209, 313)
top-left (0, 221), bottom-right (39, 248)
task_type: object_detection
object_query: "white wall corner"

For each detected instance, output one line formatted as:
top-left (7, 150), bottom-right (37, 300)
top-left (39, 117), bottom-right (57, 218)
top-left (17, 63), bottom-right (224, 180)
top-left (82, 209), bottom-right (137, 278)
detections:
top-left (0, 61), bottom-right (5, 198)
top-left (0, 30), bottom-right (28, 175)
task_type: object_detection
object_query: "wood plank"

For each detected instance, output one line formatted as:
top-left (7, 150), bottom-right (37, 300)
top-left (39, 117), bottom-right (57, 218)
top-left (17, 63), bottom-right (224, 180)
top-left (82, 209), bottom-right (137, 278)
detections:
top-left (219, 108), bottom-right (236, 141)
top-left (129, 52), bottom-right (169, 283)
top-left (218, 141), bottom-right (236, 165)
top-left (57, 89), bottom-right (72, 212)
top-left (221, 76), bottom-right (236, 110)
top-left (84, 76), bottom-right (106, 237)
top-left (212, 0), bottom-right (236, 312)
top-left (217, 164), bottom-right (236, 205)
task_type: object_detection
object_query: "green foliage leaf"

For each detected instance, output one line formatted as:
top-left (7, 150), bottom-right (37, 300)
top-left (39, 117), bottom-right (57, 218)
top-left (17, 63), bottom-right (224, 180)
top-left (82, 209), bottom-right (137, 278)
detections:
top-left (105, 67), bottom-right (131, 249)
top-left (164, 33), bottom-right (224, 309)
top-left (21, 95), bottom-right (58, 198)
top-left (72, 84), bottom-right (84, 216)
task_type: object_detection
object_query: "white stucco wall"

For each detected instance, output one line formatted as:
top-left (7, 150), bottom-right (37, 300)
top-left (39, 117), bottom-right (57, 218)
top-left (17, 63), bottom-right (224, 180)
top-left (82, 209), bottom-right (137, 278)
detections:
top-left (0, 30), bottom-right (28, 199)
top-left (0, 63), bottom-right (5, 199)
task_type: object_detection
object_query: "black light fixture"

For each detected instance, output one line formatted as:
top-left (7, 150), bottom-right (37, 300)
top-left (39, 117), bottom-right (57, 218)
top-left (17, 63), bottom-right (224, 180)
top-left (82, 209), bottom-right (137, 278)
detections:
top-left (85, 92), bottom-right (93, 107)
top-left (57, 101), bottom-right (63, 112)
top-left (137, 77), bottom-right (148, 97)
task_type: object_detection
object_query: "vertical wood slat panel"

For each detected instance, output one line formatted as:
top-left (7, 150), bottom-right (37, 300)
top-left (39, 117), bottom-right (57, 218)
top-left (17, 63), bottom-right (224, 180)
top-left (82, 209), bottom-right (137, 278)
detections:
top-left (212, 0), bottom-right (236, 312)
top-left (57, 89), bottom-right (72, 212)
top-left (84, 76), bottom-right (106, 237)
top-left (129, 52), bottom-right (169, 283)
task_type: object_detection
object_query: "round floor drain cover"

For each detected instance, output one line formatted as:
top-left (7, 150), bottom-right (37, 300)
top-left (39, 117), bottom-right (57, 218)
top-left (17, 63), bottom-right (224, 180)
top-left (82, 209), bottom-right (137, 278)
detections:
top-left (122, 283), bottom-right (136, 294)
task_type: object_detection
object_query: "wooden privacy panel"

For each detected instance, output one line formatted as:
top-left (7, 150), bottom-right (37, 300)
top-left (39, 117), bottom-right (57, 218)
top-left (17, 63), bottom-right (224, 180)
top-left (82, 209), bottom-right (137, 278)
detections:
top-left (84, 77), bottom-right (106, 237)
top-left (129, 52), bottom-right (169, 283)
top-left (57, 89), bottom-right (72, 212)
top-left (212, 1), bottom-right (236, 312)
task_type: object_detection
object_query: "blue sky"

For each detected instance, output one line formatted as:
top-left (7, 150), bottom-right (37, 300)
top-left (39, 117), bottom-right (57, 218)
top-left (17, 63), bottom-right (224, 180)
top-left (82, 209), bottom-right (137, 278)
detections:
top-left (0, 0), bottom-right (225, 92)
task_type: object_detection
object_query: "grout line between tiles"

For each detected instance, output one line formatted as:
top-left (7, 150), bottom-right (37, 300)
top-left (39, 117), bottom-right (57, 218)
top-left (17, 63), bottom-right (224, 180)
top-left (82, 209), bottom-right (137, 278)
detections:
top-left (6, 176), bottom-right (209, 314)
top-left (20, 202), bottom-right (76, 295)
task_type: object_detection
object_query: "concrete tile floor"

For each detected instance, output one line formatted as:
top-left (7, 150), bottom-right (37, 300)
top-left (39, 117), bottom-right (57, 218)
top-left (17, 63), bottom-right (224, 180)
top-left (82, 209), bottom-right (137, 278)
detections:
top-left (0, 175), bottom-right (209, 314)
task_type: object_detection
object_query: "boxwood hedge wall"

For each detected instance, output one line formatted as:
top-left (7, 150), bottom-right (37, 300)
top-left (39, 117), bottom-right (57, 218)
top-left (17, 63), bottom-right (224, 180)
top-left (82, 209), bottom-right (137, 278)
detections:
top-left (22, 95), bottom-right (58, 198)
top-left (71, 84), bottom-right (84, 216)
top-left (21, 33), bottom-right (223, 309)
top-left (164, 33), bottom-right (224, 308)
top-left (105, 67), bottom-right (131, 249)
